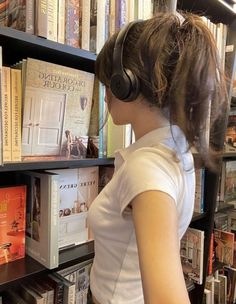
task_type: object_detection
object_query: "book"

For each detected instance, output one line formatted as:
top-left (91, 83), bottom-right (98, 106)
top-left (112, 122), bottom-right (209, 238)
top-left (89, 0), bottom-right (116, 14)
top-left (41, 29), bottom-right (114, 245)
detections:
top-left (19, 283), bottom-right (44, 304)
top-left (225, 107), bottom-right (236, 152)
top-left (46, 167), bottom-right (99, 249)
top-left (98, 165), bottom-right (114, 192)
top-left (1, 289), bottom-right (28, 304)
top-left (16, 171), bottom-right (59, 269)
top-left (203, 288), bottom-right (212, 304)
top-left (2, 66), bottom-right (12, 162)
top-left (221, 160), bottom-right (236, 206)
top-left (57, 259), bottom-right (93, 304)
top-left (65, 0), bottom-right (80, 48)
top-left (224, 265), bottom-right (236, 304)
top-left (214, 229), bottom-right (234, 265)
top-left (218, 273), bottom-right (227, 304)
top-left (52, 272), bottom-right (76, 304)
top-left (11, 68), bottom-right (22, 162)
top-left (205, 275), bottom-right (215, 304)
top-left (7, 0), bottom-right (26, 31)
top-left (46, 273), bottom-right (64, 304)
top-left (21, 57), bottom-right (94, 160)
top-left (180, 227), bottom-right (204, 284)
top-left (34, 278), bottom-right (55, 304)
top-left (0, 185), bottom-right (26, 266)
top-left (194, 168), bottom-right (205, 213)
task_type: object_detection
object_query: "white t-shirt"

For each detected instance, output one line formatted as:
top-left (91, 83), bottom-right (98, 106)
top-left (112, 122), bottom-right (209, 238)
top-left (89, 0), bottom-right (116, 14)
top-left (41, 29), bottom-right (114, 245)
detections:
top-left (88, 125), bottom-right (195, 304)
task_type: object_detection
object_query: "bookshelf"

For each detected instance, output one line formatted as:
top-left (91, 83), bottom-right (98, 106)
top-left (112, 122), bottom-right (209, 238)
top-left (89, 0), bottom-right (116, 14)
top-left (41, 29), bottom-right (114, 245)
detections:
top-left (0, 1), bottom-right (234, 304)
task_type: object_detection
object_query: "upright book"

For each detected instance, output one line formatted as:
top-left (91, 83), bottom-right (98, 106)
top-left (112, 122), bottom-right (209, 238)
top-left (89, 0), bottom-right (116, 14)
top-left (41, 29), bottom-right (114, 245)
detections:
top-left (180, 227), bottom-right (204, 284)
top-left (16, 171), bottom-right (60, 269)
top-left (46, 167), bottom-right (99, 249)
top-left (0, 185), bottom-right (26, 266)
top-left (21, 58), bottom-right (94, 160)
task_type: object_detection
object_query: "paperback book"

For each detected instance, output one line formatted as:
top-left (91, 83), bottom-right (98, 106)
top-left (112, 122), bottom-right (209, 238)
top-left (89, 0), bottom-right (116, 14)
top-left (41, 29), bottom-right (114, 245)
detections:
top-left (16, 171), bottom-right (60, 269)
top-left (0, 185), bottom-right (26, 266)
top-left (180, 227), bottom-right (204, 284)
top-left (21, 58), bottom-right (94, 160)
top-left (46, 167), bottom-right (99, 249)
top-left (214, 229), bottom-right (235, 266)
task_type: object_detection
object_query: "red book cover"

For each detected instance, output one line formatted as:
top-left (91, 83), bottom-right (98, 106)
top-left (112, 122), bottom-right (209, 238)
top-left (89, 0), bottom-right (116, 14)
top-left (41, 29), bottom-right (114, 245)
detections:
top-left (0, 185), bottom-right (26, 265)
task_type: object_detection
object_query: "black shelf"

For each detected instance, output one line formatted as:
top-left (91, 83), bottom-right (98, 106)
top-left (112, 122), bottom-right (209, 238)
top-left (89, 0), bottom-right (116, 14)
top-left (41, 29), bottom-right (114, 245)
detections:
top-left (192, 212), bottom-right (207, 222)
top-left (0, 158), bottom-right (114, 172)
top-left (0, 255), bottom-right (46, 291)
top-left (59, 241), bottom-right (94, 267)
top-left (0, 241), bottom-right (95, 291)
top-left (0, 26), bottom-right (96, 73)
top-left (178, 0), bottom-right (236, 24)
top-left (223, 151), bottom-right (236, 158)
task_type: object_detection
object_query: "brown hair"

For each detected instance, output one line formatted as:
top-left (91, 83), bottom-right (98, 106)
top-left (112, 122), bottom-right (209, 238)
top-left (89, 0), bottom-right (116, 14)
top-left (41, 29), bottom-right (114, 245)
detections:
top-left (96, 12), bottom-right (228, 171)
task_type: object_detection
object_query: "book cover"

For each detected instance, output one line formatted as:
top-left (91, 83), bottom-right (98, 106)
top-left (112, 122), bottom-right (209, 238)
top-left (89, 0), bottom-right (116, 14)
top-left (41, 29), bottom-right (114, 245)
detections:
top-left (180, 227), bottom-right (204, 284)
top-left (46, 167), bottom-right (99, 249)
top-left (46, 274), bottom-right (64, 304)
top-left (52, 272), bottom-right (76, 304)
top-left (223, 160), bottom-right (236, 206)
top-left (57, 259), bottom-right (93, 304)
top-left (205, 275), bottom-right (215, 304)
top-left (98, 165), bottom-right (114, 192)
top-left (214, 228), bottom-right (235, 265)
top-left (194, 168), bottom-right (205, 213)
top-left (7, 0), bottom-right (26, 31)
top-left (0, 185), bottom-right (26, 266)
top-left (218, 274), bottom-right (227, 304)
top-left (225, 107), bottom-right (236, 152)
top-left (21, 58), bottom-right (94, 160)
top-left (16, 171), bottom-right (59, 269)
top-left (224, 265), bottom-right (236, 304)
top-left (0, 1), bottom-right (8, 27)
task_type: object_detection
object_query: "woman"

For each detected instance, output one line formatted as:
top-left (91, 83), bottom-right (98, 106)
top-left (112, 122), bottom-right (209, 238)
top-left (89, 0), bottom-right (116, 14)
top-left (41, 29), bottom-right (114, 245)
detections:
top-left (88, 11), bottom-right (227, 304)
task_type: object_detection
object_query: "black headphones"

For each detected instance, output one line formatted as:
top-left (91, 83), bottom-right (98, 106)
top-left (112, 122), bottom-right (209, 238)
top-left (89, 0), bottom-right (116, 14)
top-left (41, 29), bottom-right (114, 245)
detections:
top-left (110, 20), bottom-right (142, 102)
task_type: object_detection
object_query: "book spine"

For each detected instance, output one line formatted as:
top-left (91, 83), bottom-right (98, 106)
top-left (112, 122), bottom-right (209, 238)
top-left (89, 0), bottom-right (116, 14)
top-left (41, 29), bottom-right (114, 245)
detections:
top-left (58, 0), bottom-right (65, 44)
top-left (2, 67), bottom-right (12, 162)
top-left (90, 0), bottom-right (97, 53)
top-left (0, 46), bottom-right (3, 166)
top-left (0, 1), bottom-right (8, 27)
top-left (26, 0), bottom-right (35, 34)
top-left (36, 0), bottom-right (48, 38)
top-left (96, 0), bottom-right (106, 53)
top-left (98, 83), bottom-right (107, 158)
top-left (81, 0), bottom-right (91, 50)
top-left (47, 0), bottom-right (58, 42)
top-left (49, 176), bottom-right (59, 268)
top-left (11, 68), bottom-right (22, 162)
top-left (65, 0), bottom-right (80, 48)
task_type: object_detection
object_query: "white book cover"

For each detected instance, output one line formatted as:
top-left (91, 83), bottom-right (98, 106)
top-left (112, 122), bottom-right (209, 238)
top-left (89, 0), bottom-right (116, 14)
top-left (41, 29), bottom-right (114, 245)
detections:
top-left (47, 167), bottom-right (98, 249)
top-left (18, 171), bottom-right (59, 269)
top-left (180, 227), bottom-right (204, 284)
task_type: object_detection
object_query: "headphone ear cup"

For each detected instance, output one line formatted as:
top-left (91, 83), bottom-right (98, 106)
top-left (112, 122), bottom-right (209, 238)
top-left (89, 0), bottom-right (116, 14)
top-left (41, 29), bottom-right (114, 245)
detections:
top-left (124, 69), bottom-right (140, 102)
top-left (110, 69), bottom-right (140, 102)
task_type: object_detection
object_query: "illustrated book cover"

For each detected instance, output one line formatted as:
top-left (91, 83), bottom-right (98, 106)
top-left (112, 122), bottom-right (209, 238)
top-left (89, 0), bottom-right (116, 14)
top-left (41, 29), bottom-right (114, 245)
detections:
top-left (21, 57), bottom-right (94, 160)
top-left (57, 259), bottom-right (93, 304)
top-left (46, 167), bottom-right (99, 249)
top-left (16, 171), bottom-right (60, 269)
top-left (180, 227), bottom-right (204, 284)
top-left (0, 185), bottom-right (26, 266)
top-left (214, 228), bottom-right (235, 266)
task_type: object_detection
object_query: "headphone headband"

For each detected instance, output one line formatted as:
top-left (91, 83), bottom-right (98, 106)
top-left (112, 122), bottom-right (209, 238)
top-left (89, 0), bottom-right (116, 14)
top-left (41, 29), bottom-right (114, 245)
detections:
top-left (110, 20), bottom-right (143, 102)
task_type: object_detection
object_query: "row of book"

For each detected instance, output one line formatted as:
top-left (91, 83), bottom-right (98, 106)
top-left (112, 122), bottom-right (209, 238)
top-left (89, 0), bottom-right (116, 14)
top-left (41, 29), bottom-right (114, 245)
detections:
top-left (0, 165), bottom-right (116, 269)
top-left (1, 56), bottom-right (96, 163)
top-left (0, 0), bottom-right (154, 53)
top-left (0, 258), bottom-right (93, 304)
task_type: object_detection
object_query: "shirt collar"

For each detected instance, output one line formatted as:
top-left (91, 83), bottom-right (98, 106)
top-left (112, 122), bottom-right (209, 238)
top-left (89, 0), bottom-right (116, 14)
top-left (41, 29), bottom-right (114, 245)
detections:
top-left (114, 125), bottom-right (181, 169)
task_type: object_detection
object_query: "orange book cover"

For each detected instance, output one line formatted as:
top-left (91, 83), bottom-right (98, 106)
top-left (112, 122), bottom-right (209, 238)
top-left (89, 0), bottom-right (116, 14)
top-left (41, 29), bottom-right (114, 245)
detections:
top-left (0, 185), bottom-right (26, 265)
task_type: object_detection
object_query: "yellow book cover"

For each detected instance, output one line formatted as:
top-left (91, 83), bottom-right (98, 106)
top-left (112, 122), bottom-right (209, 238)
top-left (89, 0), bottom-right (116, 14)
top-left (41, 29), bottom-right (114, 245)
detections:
top-left (22, 58), bottom-right (94, 160)
top-left (11, 68), bottom-right (22, 162)
top-left (2, 67), bottom-right (11, 162)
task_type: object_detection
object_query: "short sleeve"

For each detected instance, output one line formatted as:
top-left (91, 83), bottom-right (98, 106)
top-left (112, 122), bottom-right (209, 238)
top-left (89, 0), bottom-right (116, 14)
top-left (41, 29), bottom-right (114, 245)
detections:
top-left (116, 149), bottom-right (181, 217)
